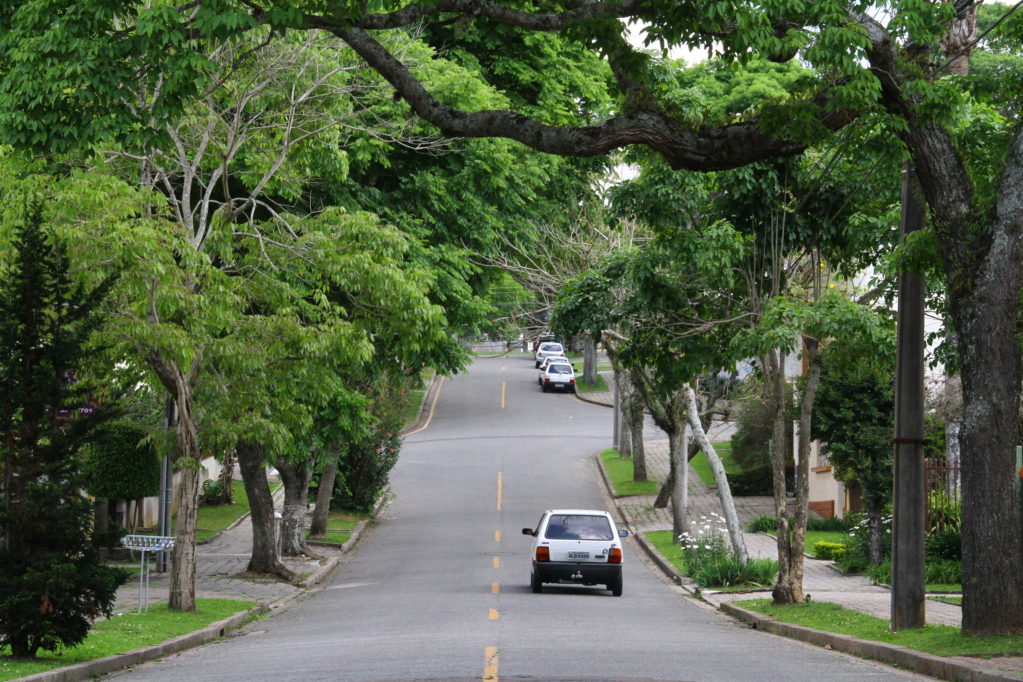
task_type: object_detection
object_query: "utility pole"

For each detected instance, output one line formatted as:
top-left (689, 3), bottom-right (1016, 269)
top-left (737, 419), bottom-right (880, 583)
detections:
top-left (891, 163), bottom-right (926, 630)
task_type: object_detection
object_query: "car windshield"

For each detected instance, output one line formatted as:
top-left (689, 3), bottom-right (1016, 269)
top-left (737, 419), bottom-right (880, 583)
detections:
top-left (548, 365), bottom-right (573, 374)
top-left (544, 514), bottom-right (613, 541)
top-left (539, 343), bottom-right (562, 352)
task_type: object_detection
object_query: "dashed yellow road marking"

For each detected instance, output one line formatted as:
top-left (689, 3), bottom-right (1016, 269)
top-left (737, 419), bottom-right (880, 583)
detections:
top-left (491, 582), bottom-right (500, 594)
top-left (494, 530), bottom-right (501, 543)
top-left (492, 556), bottom-right (500, 568)
top-left (501, 381), bottom-right (506, 409)
top-left (489, 608), bottom-right (499, 620)
top-left (496, 472), bottom-right (502, 510)
top-left (483, 646), bottom-right (499, 681)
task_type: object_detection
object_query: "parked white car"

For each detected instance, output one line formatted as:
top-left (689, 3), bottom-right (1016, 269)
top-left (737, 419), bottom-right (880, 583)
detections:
top-left (538, 362), bottom-right (576, 393)
top-left (522, 509), bottom-right (628, 596)
top-left (534, 341), bottom-right (566, 368)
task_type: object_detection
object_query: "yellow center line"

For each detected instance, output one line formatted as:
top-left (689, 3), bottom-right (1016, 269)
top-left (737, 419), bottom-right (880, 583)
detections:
top-left (500, 381), bottom-right (506, 409)
top-left (491, 582), bottom-right (500, 594)
top-left (492, 556), bottom-right (500, 568)
top-left (494, 530), bottom-right (501, 543)
top-left (496, 472), bottom-right (502, 511)
top-left (483, 646), bottom-right (499, 681)
top-left (489, 608), bottom-right (499, 620)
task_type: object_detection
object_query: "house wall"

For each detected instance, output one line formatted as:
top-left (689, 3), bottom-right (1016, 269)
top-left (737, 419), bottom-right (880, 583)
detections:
top-left (136, 456), bottom-right (222, 530)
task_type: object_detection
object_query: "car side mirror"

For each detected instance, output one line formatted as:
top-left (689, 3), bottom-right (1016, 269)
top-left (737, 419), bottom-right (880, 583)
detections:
top-left (522, 528), bottom-right (535, 536)
top-left (618, 529), bottom-right (629, 537)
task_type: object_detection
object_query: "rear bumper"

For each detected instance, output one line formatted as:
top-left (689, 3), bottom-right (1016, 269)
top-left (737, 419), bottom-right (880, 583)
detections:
top-left (533, 560), bottom-right (621, 585)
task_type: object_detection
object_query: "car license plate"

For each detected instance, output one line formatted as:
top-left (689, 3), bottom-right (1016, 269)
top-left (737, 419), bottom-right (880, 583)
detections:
top-left (568, 551), bottom-right (589, 559)
top-left (555, 383), bottom-right (565, 388)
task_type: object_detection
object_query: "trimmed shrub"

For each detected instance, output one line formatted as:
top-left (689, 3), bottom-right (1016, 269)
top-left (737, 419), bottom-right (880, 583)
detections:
top-left (747, 515), bottom-right (776, 533)
top-left (925, 527), bottom-right (962, 561)
top-left (813, 542), bottom-right (847, 560)
top-left (925, 559), bottom-right (962, 584)
top-left (726, 465), bottom-right (794, 496)
top-left (81, 420), bottom-right (160, 500)
top-left (807, 516), bottom-right (853, 532)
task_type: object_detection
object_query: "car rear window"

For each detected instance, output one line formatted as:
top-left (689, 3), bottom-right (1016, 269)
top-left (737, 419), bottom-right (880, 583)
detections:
top-left (548, 365), bottom-right (572, 374)
top-left (544, 514), bottom-right (613, 540)
top-left (539, 343), bottom-right (563, 352)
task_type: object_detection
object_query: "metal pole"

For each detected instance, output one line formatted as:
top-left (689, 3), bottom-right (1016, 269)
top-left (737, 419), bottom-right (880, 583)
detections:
top-left (612, 375), bottom-right (620, 451)
top-left (891, 163), bottom-right (927, 630)
top-left (156, 396), bottom-right (175, 573)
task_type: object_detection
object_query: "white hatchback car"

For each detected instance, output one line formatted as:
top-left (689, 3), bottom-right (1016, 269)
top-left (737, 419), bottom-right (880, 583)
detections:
top-left (534, 342), bottom-right (566, 368)
top-left (538, 362), bottom-right (576, 393)
top-left (522, 509), bottom-right (629, 596)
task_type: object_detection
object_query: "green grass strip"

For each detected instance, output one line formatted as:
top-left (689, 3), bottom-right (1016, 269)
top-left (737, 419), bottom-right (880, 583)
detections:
top-left (600, 449), bottom-right (659, 495)
top-left (576, 374), bottom-right (608, 393)
top-left (737, 599), bottom-right (1023, 657)
top-left (645, 529), bottom-right (687, 574)
top-left (194, 480), bottom-right (252, 543)
top-left (306, 509), bottom-right (369, 545)
top-left (689, 442), bottom-right (739, 485)
top-left (0, 599), bottom-right (257, 680)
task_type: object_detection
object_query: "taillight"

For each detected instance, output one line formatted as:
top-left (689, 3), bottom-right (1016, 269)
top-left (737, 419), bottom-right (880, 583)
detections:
top-left (536, 546), bottom-right (550, 562)
top-left (544, 377), bottom-right (550, 382)
top-left (608, 548), bottom-right (622, 564)
top-left (569, 378), bottom-right (575, 383)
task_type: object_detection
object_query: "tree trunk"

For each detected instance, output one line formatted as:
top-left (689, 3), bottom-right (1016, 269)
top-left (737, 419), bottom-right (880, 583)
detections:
top-left (950, 276), bottom-right (1023, 635)
top-left (866, 497), bottom-right (885, 566)
top-left (219, 449), bottom-right (235, 505)
top-left (169, 463), bottom-right (200, 612)
top-left (94, 498), bottom-right (109, 546)
top-left (236, 440), bottom-right (296, 582)
top-left (625, 371), bottom-right (647, 480)
top-left (669, 420), bottom-right (690, 542)
top-left (583, 336), bottom-right (598, 385)
top-left (614, 370), bottom-right (631, 457)
top-left (309, 446), bottom-right (340, 537)
top-left (763, 350), bottom-right (802, 604)
top-left (276, 457), bottom-right (315, 557)
top-left (683, 384), bottom-right (747, 564)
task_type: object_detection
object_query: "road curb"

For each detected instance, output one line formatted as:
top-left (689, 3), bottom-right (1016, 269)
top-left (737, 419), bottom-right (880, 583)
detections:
top-left (15, 602), bottom-right (270, 682)
top-left (719, 602), bottom-right (1021, 682)
top-left (300, 491), bottom-right (389, 589)
top-left (401, 373), bottom-right (442, 436)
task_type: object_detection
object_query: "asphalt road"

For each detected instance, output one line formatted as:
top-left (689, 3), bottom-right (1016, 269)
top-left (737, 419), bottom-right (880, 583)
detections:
top-left (113, 355), bottom-right (928, 681)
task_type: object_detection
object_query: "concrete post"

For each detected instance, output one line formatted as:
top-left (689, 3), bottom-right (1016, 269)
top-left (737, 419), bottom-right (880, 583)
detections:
top-left (891, 164), bottom-right (926, 630)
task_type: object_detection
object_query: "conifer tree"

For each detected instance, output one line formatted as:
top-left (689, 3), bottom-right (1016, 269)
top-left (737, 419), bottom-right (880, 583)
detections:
top-left (0, 201), bottom-right (127, 659)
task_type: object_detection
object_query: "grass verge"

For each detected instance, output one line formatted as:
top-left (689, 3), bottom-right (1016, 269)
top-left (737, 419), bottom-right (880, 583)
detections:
top-left (576, 374), bottom-right (608, 393)
top-left (690, 442), bottom-right (740, 485)
top-left (0, 598), bottom-right (257, 681)
top-left (737, 599), bottom-right (1023, 657)
top-left (194, 480), bottom-right (253, 543)
top-left (645, 529), bottom-right (687, 573)
top-left (306, 509), bottom-right (370, 545)
top-left (600, 449), bottom-right (659, 496)
top-left (764, 529), bottom-right (849, 557)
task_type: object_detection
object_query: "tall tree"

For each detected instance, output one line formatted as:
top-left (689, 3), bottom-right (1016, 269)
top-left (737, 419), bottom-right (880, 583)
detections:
top-left (0, 201), bottom-right (127, 658)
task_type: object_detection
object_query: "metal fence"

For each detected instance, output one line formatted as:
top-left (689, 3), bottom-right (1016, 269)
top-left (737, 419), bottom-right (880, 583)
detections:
top-left (924, 458), bottom-right (961, 533)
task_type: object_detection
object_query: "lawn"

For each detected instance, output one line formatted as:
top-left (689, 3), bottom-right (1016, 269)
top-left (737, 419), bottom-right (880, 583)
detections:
top-left (645, 529), bottom-right (687, 573)
top-left (193, 480), bottom-right (254, 543)
top-left (0, 599), bottom-right (257, 681)
top-left (599, 449), bottom-right (660, 496)
top-left (762, 529), bottom-right (850, 557)
top-left (576, 374), bottom-right (609, 393)
top-left (690, 442), bottom-right (741, 485)
top-left (737, 599), bottom-right (1023, 657)
top-left (306, 509), bottom-right (370, 545)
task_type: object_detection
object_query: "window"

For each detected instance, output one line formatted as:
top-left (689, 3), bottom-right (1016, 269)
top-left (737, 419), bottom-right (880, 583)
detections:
top-left (545, 515), bottom-right (613, 541)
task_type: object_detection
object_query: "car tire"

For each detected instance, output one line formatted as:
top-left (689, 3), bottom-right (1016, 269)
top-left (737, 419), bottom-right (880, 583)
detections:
top-left (534, 361), bottom-right (541, 368)
top-left (541, 383), bottom-right (548, 393)
top-left (609, 574), bottom-right (623, 597)
top-left (531, 571), bottom-right (543, 594)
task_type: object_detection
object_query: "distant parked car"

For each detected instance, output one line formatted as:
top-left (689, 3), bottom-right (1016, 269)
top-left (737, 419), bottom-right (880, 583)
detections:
top-left (522, 509), bottom-right (629, 596)
top-left (534, 342), bottom-right (566, 368)
top-left (532, 334), bottom-right (559, 354)
top-left (538, 362), bottom-right (576, 393)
